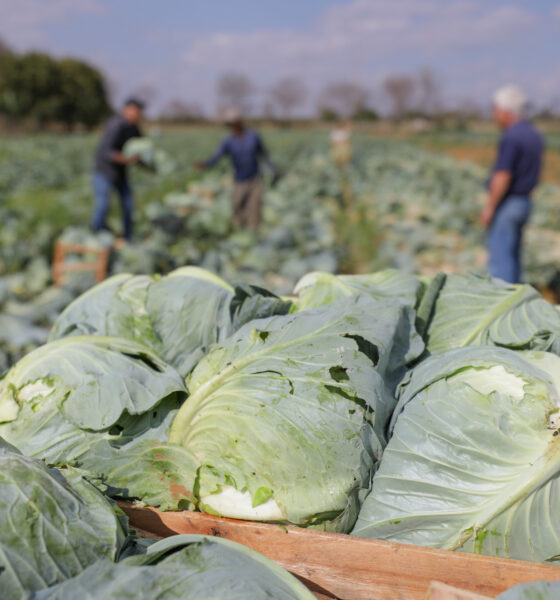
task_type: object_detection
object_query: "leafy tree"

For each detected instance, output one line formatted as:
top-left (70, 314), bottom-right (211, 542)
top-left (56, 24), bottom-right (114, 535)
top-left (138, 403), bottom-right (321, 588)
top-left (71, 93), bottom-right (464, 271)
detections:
top-left (56, 59), bottom-right (111, 129)
top-left (0, 51), bottom-right (110, 129)
top-left (353, 106), bottom-right (379, 121)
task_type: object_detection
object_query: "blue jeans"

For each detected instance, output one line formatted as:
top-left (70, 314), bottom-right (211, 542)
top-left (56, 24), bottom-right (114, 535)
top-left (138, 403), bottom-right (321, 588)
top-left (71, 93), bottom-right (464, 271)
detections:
top-left (92, 172), bottom-right (134, 240)
top-left (487, 195), bottom-right (531, 284)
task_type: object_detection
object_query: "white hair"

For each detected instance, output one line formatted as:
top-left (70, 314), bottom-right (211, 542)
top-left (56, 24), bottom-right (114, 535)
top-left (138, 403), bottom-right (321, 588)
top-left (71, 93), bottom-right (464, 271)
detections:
top-left (493, 85), bottom-right (528, 116)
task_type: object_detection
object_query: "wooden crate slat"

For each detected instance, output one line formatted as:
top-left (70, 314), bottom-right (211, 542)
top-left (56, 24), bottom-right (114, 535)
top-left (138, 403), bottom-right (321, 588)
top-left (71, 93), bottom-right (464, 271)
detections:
top-left (52, 240), bottom-right (110, 285)
top-left (119, 504), bottom-right (560, 600)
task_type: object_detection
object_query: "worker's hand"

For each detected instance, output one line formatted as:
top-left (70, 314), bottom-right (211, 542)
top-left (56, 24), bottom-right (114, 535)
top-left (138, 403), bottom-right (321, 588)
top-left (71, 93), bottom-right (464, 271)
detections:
top-left (194, 161), bottom-right (205, 172)
top-left (127, 155), bottom-right (141, 165)
top-left (479, 205), bottom-right (494, 228)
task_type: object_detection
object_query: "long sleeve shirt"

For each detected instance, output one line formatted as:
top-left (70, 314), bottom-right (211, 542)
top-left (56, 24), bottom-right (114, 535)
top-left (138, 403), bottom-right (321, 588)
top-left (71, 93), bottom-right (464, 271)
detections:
top-left (204, 129), bottom-right (275, 182)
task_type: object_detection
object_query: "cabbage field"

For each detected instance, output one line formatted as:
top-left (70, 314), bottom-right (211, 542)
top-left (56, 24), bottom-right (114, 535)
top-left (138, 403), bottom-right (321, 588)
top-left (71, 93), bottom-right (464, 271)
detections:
top-left (2, 128), bottom-right (560, 372)
top-left (3, 265), bottom-right (560, 579)
top-left (3, 129), bottom-right (560, 596)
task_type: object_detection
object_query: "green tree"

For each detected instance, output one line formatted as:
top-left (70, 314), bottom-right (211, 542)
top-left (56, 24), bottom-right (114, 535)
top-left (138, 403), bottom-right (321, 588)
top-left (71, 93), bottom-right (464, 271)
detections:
top-left (0, 51), bottom-right (110, 129)
top-left (56, 58), bottom-right (111, 129)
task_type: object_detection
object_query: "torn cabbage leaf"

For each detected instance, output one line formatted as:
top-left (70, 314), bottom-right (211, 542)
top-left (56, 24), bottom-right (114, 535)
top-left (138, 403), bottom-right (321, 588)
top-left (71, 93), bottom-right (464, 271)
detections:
top-left (169, 296), bottom-right (423, 531)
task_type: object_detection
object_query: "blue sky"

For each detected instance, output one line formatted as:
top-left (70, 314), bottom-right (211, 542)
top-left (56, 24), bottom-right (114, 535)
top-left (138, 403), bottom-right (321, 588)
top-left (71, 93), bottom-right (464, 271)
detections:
top-left (1, 0), bottom-right (559, 115)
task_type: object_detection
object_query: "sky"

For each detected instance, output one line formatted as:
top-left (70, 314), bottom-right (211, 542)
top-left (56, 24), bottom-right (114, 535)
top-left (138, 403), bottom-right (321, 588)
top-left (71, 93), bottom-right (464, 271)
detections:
top-left (0, 0), bottom-right (559, 116)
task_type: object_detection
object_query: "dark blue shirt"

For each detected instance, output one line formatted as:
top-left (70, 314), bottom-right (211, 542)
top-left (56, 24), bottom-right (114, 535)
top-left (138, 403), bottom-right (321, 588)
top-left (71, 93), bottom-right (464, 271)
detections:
top-left (491, 120), bottom-right (544, 196)
top-left (204, 129), bottom-right (273, 182)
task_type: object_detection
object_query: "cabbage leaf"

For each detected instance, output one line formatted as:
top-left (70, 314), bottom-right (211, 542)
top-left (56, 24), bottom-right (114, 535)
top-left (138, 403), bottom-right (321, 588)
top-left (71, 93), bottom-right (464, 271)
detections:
top-left (169, 296), bottom-right (423, 530)
top-left (353, 347), bottom-right (560, 563)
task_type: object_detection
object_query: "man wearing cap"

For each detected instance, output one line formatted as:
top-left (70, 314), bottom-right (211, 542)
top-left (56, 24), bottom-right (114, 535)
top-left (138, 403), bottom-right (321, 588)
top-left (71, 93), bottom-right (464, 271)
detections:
top-left (92, 97), bottom-right (144, 241)
top-left (196, 108), bottom-right (278, 231)
top-left (480, 86), bottom-right (544, 283)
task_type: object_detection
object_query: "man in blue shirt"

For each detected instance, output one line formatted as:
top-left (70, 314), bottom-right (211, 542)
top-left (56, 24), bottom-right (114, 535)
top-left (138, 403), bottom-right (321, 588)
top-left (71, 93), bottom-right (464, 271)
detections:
top-left (196, 108), bottom-right (277, 231)
top-left (92, 97), bottom-right (144, 241)
top-left (480, 86), bottom-right (544, 283)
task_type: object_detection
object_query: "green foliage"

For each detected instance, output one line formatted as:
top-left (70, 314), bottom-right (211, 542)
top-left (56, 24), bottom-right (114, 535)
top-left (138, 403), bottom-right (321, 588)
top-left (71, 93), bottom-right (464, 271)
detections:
top-left (0, 52), bottom-right (110, 128)
top-left (319, 107), bottom-right (339, 121)
top-left (352, 106), bottom-right (379, 121)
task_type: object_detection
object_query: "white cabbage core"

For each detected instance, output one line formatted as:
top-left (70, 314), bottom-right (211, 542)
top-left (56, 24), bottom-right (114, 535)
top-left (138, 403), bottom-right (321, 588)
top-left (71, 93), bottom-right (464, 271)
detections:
top-left (201, 485), bottom-right (283, 520)
top-left (19, 381), bottom-right (54, 402)
top-left (450, 365), bottom-right (525, 401)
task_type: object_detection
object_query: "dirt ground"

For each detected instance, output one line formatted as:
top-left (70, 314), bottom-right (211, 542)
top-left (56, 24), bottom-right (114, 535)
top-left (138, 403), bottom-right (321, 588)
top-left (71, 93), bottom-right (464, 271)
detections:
top-left (415, 141), bottom-right (560, 186)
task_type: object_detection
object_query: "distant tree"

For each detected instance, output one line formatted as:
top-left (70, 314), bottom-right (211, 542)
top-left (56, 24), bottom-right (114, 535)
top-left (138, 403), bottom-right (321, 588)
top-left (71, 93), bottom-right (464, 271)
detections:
top-left (269, 77), bottom-right (307, 119)
top-left (353, 106), bottom-right (379, 121)
top-left (417, 68), bottom-right (442, 115)
top-left (318, 81), bottom-right (370, 118)
top-left (261, 100), bottom-right (276, 120)
top-left (319, 107), bottom-right (339, 122)
top-left (217, 72), bottom-right (254, 114)
top-left (6, 53), bottom-right (61, 125)
top-left (160, 99), bottom-right (205, 123)
top-left (56, 58), bottom-right (111, 129)
top-left (383, 75), bottom-right (416, 119)
top-left (0, 37), bottom-right (11, 56)
top-left (0, 51), bottom-right (111, 128)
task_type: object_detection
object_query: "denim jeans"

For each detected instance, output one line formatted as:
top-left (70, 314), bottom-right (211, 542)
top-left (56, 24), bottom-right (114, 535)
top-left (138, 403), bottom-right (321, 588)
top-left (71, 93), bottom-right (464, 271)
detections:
top-left (92, 172), bottom-right (134, 240)
top-left (487, 195), bottom-right (531, 284)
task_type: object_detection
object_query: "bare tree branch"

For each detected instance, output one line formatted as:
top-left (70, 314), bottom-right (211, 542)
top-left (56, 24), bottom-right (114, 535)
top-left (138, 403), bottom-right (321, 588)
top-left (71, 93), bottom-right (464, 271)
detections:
top-left (417, 68), bottom-right (442, 115)
top-left (160, 99), bottom-right (205, 122)
top-left (217, 72), bottom-right (255, 115)
top-left (269, 77), bottom-right (307, 119)
top-left (317, 81), bottom-right (370, 119)
top-left (383, 76), bottom-right (416, 119)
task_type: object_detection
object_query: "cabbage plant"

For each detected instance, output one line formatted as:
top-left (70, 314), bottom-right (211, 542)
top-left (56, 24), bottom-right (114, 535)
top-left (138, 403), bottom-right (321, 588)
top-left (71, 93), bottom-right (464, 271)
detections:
top-left (169, 296), bottom-right (423, 531)
top-left (31, 535), bottom-right (315, 600)
top-left (50, 267), bottom-right (292, 377)
top-left (424, 273), bottom-right (560, 355)
top-left (0, 336), bottom-right (186, 464)
top-left (293, 269), bottom-right (423, 311)
top-left (352, 347), bottom-right (560, 563)
top-left (0, 439), bottom-right (127, 599)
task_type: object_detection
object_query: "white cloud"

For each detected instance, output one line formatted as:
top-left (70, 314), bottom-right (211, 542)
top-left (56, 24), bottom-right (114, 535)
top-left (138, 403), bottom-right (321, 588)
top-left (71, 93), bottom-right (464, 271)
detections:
top-left (0, 0), bottom-right (105, 49)
top-left (181, 0), bottom-right (535, 73)
top-left (172, 0), bottom-right (540, 114)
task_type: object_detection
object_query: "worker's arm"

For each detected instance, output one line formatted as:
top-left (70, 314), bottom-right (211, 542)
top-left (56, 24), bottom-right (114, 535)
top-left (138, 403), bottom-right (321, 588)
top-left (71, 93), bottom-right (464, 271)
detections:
top-left (479, 170), bottom-right (512, 227)
top-left (256, 135), bottom-right (277, 174)
top-left (196, 140), bottom-right (228, 171)
top-left (111, 151), bottom-right (140, 165)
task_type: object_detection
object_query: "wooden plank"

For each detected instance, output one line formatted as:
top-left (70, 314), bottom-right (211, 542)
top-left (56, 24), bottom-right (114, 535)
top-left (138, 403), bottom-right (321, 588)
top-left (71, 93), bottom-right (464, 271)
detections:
top-left (426, 582), bottom-right (491, 600)
top-left (119, 503), bottom-right (560, 600)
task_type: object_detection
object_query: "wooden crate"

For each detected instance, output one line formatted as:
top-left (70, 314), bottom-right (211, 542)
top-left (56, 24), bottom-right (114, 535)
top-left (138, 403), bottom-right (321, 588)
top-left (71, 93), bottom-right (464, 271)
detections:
top-left (119, 503), bottom-right (560, 600)
top-left (52, 240), bottom-right (110, 286)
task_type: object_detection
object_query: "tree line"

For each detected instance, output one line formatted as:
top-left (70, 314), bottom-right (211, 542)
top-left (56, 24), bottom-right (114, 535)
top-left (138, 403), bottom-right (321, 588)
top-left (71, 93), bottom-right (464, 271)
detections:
top-left (0, 41), bottom-right (110, 130)
top-left (161, 68), bottom-right (444, 123)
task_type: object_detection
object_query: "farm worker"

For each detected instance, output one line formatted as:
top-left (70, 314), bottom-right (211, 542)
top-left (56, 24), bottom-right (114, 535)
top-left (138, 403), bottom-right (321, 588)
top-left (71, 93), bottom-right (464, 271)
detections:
top-left (92, 97), bottom-right (144, 241)
top-left (480, 86), bottom-right (544, 283)
top-left (330, 120), bottom-right (352, 167)
top-left (196, 108), bottom-right (278, 231)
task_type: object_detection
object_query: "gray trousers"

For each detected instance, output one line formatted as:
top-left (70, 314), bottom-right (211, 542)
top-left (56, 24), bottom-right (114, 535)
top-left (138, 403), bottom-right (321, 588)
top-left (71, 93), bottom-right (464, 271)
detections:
top-left (233, 176), bottom-right (263, 231)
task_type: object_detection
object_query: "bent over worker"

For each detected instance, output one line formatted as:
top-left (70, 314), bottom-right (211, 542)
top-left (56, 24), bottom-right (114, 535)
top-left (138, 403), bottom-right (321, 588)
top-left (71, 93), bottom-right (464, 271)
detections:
top-left (92, 97), bottom-right (144, 241)
top-left (480, 86), bottom-right (544, 283)
top-left (196, 108), bottom-right (278, 231)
